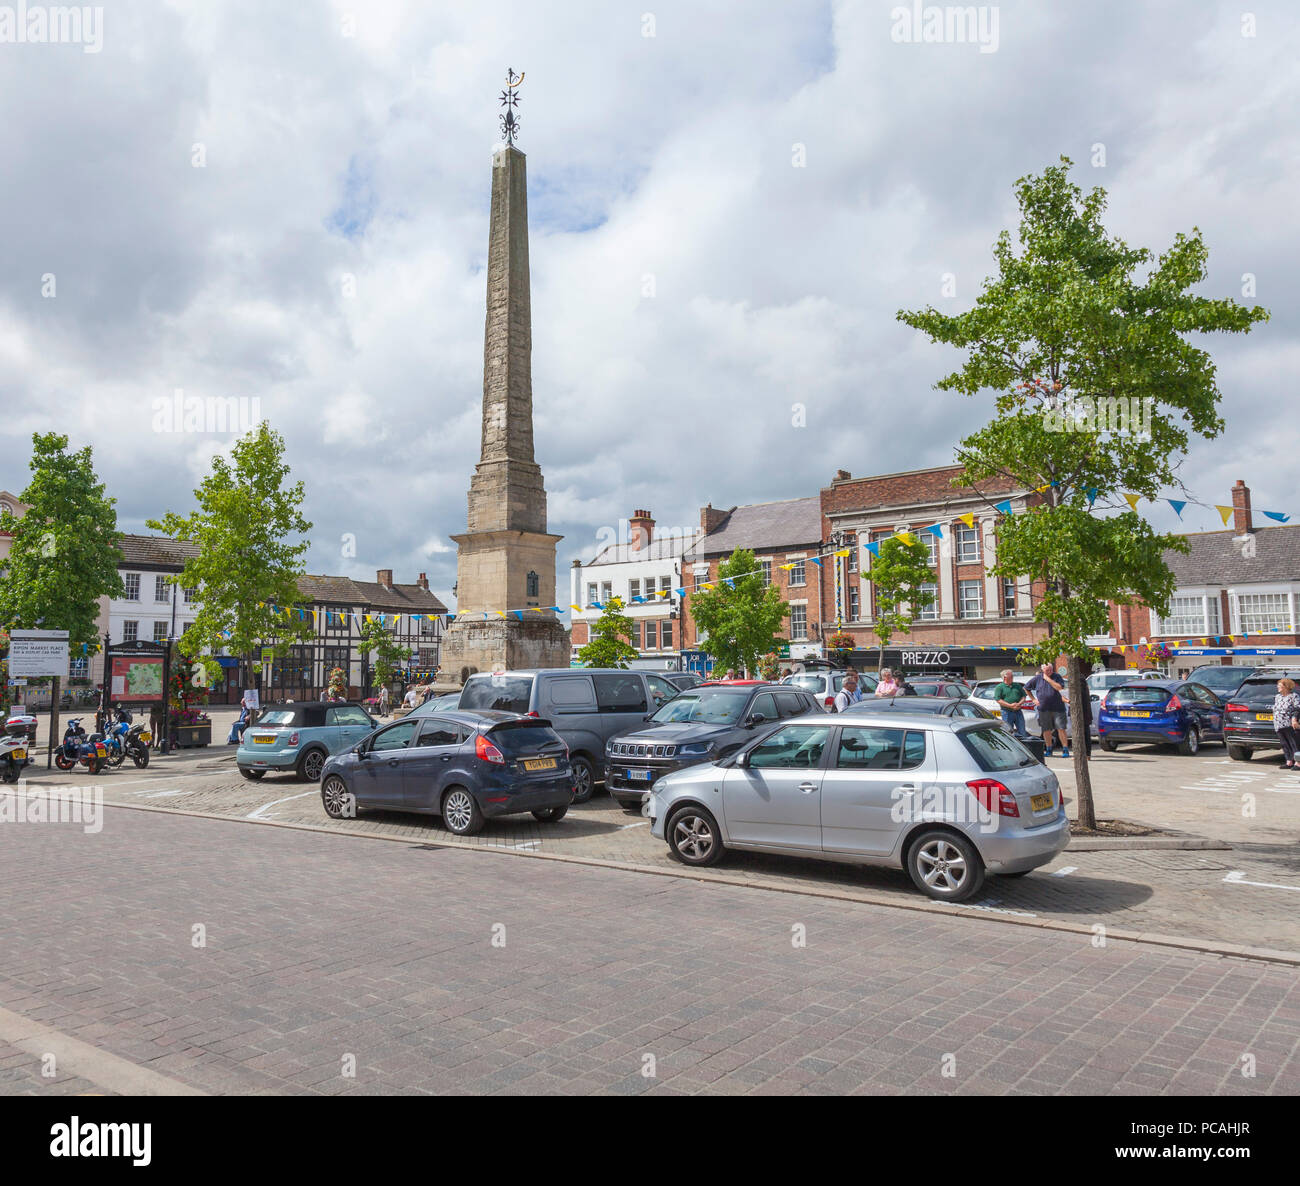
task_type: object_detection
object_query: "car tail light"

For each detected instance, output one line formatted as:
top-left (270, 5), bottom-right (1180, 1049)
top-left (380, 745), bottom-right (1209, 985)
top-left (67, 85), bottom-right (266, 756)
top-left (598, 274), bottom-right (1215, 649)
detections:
top-left (824, 695), bottom-right (834, 708)
top-left (288, 732), bottom-right (299, 745)
top-left (1165, 695), bottom-right (1181, 711)
top-left (475, 734), bottom-right (505, 764)
top-left (966, 778), bottom-right (1020, 817)
top-left (525, 711), bottom-right (540, 719)
top-left (1225, 702), bottom-right (1248, 713)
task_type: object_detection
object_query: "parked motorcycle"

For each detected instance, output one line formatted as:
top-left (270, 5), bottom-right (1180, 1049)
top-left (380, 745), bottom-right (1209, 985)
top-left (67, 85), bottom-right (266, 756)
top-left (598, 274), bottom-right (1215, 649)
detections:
top-left (114, 706), bottom-right (151, 769)
top-left (53, 718), bottom-right (108, 775)
top-left (0, 720), bottom-right (31, 783)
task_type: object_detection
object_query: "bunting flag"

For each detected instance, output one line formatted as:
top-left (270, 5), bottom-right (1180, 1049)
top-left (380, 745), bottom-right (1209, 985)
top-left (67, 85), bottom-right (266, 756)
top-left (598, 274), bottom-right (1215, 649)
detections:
top-left (864, 541), bottom-right (880, 558)
top-left (1263, 510), bottom-right (1290, 523)
top-left (809, 557), bottom-right (823, 567)
top-left (958, 512), bottom-right (975, 529)
top-left (925, 523), bottom-right (944, 538)
top-left (1167, 499), bottom-right (1186, 518)
top-left (1086, 488), bottom-right (1098, 509)
top-left (994, 500), bottom-right (1013, 516)
top-left (1123, 493), bottom-right (1141, 511)
top-left (834, 548), bottom-right (851, 558)
top-left (1216, 505), bottom-right (1234, 526)
top-left (569, 603), bottom-right (582, 611)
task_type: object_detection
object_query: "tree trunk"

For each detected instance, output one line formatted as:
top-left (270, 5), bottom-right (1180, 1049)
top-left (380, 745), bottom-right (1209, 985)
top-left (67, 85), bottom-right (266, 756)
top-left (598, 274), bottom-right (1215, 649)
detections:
top-left (1067, 654), bottom-right (1096, 830)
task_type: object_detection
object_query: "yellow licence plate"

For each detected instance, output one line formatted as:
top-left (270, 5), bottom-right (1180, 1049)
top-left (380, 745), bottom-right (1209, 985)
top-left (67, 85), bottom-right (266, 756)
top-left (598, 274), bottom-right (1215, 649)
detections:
top-left (1031, 792), bottom-right (1054, 812)
top-left (1256, 713), bottom-right (1273, 722)
top-left (12, 749), bottom-right (25, 760)
top-left (141, 732), bottom-right (152, 742)
top-left (254, 735), bottom-right (276, 744)
top-left (521, 758), bottom-right (557, 772)
top-left (1118, 710), bottom-right (1151, 718)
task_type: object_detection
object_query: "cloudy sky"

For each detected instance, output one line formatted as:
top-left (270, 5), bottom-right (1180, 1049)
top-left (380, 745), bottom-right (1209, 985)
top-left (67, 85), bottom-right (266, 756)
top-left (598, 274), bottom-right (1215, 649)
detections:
top-left (1, 0), bottom-right (1296, 608)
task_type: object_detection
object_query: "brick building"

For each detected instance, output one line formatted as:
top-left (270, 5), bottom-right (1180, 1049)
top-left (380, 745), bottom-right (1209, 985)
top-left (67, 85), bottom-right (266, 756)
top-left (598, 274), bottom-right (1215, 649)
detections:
top-left (681, 497), bottom-right (827, 665)
top-left (819, 465), bottom-right (1048, 680)
top-left (1103, 480), bottom-right (1300, 678)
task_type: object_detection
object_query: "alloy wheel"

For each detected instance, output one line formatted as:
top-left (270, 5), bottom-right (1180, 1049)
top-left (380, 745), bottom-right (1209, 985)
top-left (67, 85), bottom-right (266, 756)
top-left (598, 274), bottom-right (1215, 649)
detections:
top-left (302, 750), bottom-right (325, 781)
top-left (915, 838), bottom-right (969, 895)
top-left (672, 812), bottom-right (715, 861)
top-left (321, 776), bottom-right (352, 819)
top-left (444, 789), bottom-right (475, 833)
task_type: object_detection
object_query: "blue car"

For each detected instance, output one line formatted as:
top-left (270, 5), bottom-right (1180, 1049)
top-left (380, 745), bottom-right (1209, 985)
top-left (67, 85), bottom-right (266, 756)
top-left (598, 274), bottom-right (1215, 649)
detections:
top-left (237, 701), bottom-right (379, 782)
top-left (318, 709), bottom-right (573, 835)
top-left (1097, 680), bottom-right (1225, 755)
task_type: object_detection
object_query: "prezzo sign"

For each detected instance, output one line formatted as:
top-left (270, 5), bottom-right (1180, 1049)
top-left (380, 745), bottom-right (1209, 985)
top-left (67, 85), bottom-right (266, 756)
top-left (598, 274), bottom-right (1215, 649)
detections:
top-left (899, 651), bottom-right (951, 667)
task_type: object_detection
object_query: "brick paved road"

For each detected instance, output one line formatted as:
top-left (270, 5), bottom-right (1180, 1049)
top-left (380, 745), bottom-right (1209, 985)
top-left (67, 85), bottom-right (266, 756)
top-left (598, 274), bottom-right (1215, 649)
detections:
top-left (18, 741), bottom-right (1299, 954)
top-left (1, 809), bottom-right (1297, 1095)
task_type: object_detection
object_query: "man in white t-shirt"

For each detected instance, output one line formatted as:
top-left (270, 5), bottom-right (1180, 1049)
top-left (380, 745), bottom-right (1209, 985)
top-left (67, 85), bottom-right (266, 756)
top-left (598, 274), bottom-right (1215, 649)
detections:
top-left (833, 674), bottom-right (859, 713)
top-left (403, 685), bottom-right (418, 709)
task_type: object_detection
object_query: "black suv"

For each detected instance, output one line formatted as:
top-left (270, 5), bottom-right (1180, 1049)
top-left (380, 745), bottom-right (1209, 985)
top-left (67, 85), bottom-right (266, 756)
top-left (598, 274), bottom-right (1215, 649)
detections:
top-left (1223, 670), bottom-right (1300, 761)
top-left (604, 682), bottom-right (819, 810)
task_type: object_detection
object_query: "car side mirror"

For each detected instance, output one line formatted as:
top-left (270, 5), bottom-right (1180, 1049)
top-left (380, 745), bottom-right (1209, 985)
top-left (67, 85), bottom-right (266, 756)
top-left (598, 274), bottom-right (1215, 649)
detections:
top-left (747, 713), bottom-right (766, 727)
top-left (734, 750), bottom-right (748, 768)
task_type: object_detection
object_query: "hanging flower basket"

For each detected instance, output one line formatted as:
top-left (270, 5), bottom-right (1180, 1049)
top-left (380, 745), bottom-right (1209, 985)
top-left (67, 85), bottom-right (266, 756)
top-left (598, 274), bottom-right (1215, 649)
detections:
top-left (826, 631), bottom-right (856, 659)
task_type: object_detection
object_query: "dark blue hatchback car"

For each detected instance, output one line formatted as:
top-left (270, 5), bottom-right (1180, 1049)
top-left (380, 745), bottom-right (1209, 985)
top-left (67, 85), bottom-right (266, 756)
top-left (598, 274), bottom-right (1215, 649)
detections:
top-left (1097, 680), bottom-right (1225, 755)
top-left (319, 709), bottom-right (573, 834)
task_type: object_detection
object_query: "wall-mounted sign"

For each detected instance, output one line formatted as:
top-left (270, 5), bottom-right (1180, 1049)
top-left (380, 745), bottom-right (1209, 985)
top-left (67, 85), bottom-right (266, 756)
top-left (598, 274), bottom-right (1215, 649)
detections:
top-left (8, 629), bottom-right (69, 678)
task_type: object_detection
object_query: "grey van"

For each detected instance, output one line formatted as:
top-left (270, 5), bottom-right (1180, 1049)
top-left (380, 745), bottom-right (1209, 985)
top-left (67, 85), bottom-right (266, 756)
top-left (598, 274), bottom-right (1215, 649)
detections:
top-left (456, 668), bottom-right (681, 801)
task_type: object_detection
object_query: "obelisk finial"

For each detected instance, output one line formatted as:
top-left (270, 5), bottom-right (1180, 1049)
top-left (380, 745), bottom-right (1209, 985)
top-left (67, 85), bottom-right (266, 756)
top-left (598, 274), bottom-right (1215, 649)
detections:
top-left (499, 68), bottom-right (524, 146)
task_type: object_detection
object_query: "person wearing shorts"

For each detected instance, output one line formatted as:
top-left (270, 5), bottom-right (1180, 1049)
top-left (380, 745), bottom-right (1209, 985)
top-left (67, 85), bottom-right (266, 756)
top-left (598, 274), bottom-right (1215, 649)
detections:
top-left (1026, 663), bottom-right (1070, 757)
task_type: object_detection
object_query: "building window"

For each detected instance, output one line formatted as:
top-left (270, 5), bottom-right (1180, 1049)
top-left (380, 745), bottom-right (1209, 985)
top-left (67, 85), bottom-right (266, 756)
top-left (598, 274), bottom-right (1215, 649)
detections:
top-left (848, 539), bottom-right (858, 573)
top-left (153, 621), bottom-right (169, 642)
top-left (922, 532), bottom-right (939, 566)
top-left (587, 583), bottom-right (598, 606)
top-left (419, 616), bottom-right (438, 636)
top-left (644, 620), bottom-right (658, 650)
top-left (661, 620), bottom-right (673, 649)
top-left (629, 579), bottom-right (641, 600)
top-left (958, 579), bottom-right (983, 619)
top-left (123, 620), bottom-right (138, 642)
top-left (760, 559), bottom-right (772, 587)
top-left (601, 581), bottom-right (612, 604)
top-left (659, 576), bottom-right (672, 596)
top-left (1236, 593), bottom-right (1289, 634)
top-left (1157, 594), bottom-right (1221, 635)
top-left (155, 575), bottom-right (168, 603)
top-left (849, 586), bottom-right (860, 621)
top-left (789, 605), bottom-right (807, 640)
top-left (183, 586), bottom-right (197, 604)
top-left (123, 573), bottom-right (140, 601)
top-left (788, 560), bottom-right (806, 587)
top-left (1002, 578), bottom-right (1017, 617)
top-left (918, 582), bottom-right (938, 620)
top-left (956, 526), bottom-right (980, 563)
top-left (70, 657), bottom-right (88, 679)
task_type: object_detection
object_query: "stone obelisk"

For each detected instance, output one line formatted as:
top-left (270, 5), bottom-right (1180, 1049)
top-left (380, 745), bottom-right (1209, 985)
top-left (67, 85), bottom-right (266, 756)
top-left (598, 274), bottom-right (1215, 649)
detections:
top-left (439, 71), bottom-right (568, 683)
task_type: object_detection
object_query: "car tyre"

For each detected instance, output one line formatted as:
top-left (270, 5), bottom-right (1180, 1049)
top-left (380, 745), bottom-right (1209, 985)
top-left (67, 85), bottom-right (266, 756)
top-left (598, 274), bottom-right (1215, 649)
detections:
top-left (1100, 738), bottom-right (1118, 752)
top-left (442, 786), bottom-right (484, 836)
top-left (570, 756), bottom-right (595, 803)
top-left (532, 805), bottom-right (568, 823)
top-left (665, 804), bottom-right (724, 867)
top-left (240, 767), bottom-right (265, 781)
top-left (298, 748), bottom-right (327, 782)
top-left (906, 829), bottom-right (985, 903)
top-left (1178, 726), bottom-right (1201, 757)
top-left (321, 775), bottom-right (355, 820)
top-left (1227, 745), bottom-right (1252, 762)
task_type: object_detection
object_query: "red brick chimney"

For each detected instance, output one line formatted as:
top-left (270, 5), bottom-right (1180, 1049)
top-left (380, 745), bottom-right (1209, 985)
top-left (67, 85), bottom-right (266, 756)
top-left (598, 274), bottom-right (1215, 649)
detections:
top-left (700, 504), bottom-right (728, 534)
top-left (376, 569), bottom-right (393, 588)
top-left (415, 572), bottom-right (429, 590)
top-left (1232, 481), bottom-right (1253, 535)
top-left (629, 509), bottom-right (655, 551)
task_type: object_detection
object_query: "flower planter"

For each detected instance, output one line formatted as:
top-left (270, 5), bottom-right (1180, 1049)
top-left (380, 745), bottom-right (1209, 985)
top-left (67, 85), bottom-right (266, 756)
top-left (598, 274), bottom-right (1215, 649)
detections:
top-left (173, 723), bottom-right (211, 749)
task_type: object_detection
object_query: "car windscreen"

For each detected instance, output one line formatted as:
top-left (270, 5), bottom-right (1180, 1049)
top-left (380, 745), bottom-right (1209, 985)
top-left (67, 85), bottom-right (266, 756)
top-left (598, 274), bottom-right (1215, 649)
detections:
top-left (460, 675), bottom-right (535, 714)
top-left (487, 719), bottom-right (565, 753)
top-left (847, 699), bottom-right (946, 713)
top-left (1234, 680), bottom-right (1285, 707)
top-left (1188, 668), bottom-right (1249, 691)
top-left (256, 710), bottom-right (297, 727)
top-left (958, 726), bottom-right (1038, 771)
top-left (1108, 686), bottom-right (1173, 706)
top-left (651, 689), bottom-right (750, 724)
top-left (785, 675), bottom-right (825, 694)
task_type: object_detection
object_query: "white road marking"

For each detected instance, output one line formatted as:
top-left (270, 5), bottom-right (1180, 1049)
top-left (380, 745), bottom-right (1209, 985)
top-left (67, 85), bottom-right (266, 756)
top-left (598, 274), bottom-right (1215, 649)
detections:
top-left (513, 841), bottom-right (540, 851)
top-left (617, 821), bottom-right (649, 831)
top-left (245, 789), bottom-right (319, 820)
top-left (1223, 871), bottom-right (1300, 893)
top-left (1051, 866), bottom-right (1077, 877)
top-left (137, 789), bottom-right (190, 798)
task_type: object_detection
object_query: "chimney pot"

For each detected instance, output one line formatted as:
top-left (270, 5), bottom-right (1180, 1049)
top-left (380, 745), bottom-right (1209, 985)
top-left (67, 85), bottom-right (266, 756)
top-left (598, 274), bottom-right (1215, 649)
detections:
top-left (377, 569), bottom-right (393, 588)
top-left (415, 572), bottom-right (429, 590)
top-left (1232, 480), bottom-right (1253, 535)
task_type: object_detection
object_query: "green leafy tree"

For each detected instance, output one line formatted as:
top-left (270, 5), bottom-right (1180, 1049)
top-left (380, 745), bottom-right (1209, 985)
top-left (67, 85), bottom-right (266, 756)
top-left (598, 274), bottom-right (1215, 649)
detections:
top-left (359, 617), bottom-right (413, 690)
top-left (689, 549), bottom-right (789, 677)
top-left (867, 534), bottom-right (935, 673)
top-left (0, 434), bottom-right (123, 730)
top-left (898, 157), bottom-right (1267, 827)
top-left (578, 596), bottom-right (639, 668)
top-left (147, 423), bottom-right (315, 701)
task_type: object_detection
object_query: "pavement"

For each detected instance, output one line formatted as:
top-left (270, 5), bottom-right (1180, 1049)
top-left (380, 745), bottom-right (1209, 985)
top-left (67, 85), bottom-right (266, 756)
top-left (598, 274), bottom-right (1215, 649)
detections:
top-left (1, 807), bottom-right (1297, 1096)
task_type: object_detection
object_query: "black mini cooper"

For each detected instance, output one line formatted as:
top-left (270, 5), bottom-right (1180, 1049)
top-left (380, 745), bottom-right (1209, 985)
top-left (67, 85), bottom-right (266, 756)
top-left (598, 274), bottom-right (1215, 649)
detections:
top-left (604, 682), bottom-right (819, 811)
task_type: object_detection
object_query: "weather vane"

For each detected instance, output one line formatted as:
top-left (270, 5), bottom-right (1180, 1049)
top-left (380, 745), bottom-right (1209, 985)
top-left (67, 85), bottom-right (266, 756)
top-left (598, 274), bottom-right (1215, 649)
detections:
top-left (499, 67), bottom-right (524, 146)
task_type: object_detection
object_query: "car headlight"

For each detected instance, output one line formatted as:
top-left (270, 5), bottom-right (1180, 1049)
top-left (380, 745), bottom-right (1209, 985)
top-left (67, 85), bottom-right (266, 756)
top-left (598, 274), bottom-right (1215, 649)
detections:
top-left (677, 742), bottom-right (712, 758)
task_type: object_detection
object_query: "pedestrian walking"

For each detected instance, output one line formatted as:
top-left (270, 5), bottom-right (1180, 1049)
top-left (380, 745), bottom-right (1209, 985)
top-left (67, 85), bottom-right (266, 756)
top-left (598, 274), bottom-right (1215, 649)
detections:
top-left (1025, 662), bottom-right (1070, 757)
top-left (1272, 678), bottom-right (1300, 768)
top-left (379, 685), bottom-right (391, 717)
top-left (833, 674), bottom-right (859, 712)
top-left (991, 669), bottom-right (1031, 738)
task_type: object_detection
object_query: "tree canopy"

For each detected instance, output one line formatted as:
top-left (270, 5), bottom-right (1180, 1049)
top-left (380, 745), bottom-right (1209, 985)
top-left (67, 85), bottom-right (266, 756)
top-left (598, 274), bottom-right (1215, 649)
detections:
top-left (689, 549), bottom-right (789, 676)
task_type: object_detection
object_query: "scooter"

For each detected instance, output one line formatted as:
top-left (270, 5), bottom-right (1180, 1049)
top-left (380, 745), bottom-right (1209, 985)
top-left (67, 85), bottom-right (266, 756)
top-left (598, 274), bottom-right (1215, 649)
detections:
top-left (53, 718), bottom-right (108, 775)
top-left (0, 722), bottom-right (31, 783)
top-left (116, 706), bottom-right (151, 769)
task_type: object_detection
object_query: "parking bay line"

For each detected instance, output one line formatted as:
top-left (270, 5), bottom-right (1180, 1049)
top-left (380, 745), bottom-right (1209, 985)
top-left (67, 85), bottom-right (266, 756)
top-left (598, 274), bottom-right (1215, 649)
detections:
top-left (245, 789), bottom-right (319, 820)
top-left (1223, 871), bottom-right (1300, 893)
top-left (1051, 866), bottom-right (1077, 877)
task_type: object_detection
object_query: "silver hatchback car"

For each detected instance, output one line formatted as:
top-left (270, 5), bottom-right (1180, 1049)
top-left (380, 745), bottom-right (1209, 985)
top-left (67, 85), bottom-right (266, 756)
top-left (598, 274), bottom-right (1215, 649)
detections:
top-left (648, 711), bottom-right (1069, 902)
